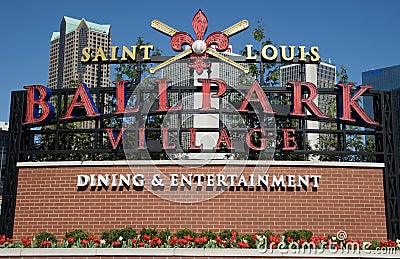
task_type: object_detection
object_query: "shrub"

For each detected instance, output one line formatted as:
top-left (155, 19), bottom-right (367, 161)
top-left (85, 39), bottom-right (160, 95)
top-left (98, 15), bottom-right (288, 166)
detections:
top-left (119, 227), bottom-right (138, 240)
top-left (102, 227), bottom-right (137, 242)
top-left (256, 230), bottom-right (274, 238)
top-left (34, 232), bottom-right (57, 246)
top-left (370, 240), bottom-right (380, 250)
top-left (101, 229), bottom-right (118, 242)
top-left (198, 230), bottom-right (217, 240)
top-left (238, 233), bottom-right (255, 248)
top-left (174, 228), bottom-right (197, 239)
top-left (64, 229), bottom-right (90, 241)
top-left (140, 228), bottom-right (158, 238)
top-left (158, 229), bottom-right (171, 242)
top-left (219, 229), bottom-right (237, 240)
top-left (283, 230), bottom-right (313, 242)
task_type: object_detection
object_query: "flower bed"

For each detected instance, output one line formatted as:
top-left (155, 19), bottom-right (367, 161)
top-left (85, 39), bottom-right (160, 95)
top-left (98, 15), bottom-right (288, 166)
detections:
top-left (0, 228), bottom-right (399, 252)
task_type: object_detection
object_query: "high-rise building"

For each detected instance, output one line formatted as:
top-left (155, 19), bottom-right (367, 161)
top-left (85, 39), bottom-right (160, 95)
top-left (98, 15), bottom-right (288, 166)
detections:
top-left (280, 61), bottom-right (337, 114)
top-left (280, 61), bottom-right (337, 152)
top-left (362, 65), bottom-right (400, 162)
top-left (362, 65), bottom-right (400, 118)
top-left (362, 65), bottom-right (400, 90)
top-left (159, 49), bottom-right (251, 159)
top-left (48, 16), bottom-right (111, 89)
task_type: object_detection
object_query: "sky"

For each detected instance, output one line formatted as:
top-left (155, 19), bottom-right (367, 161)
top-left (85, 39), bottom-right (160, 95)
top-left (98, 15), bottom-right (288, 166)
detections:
top-left (0, 0), bottom-right (399, 122)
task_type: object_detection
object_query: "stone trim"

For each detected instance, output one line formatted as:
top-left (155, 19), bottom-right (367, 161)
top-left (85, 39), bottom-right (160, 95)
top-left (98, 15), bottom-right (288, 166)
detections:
top-left (17, 160), bottom-right (385, 168)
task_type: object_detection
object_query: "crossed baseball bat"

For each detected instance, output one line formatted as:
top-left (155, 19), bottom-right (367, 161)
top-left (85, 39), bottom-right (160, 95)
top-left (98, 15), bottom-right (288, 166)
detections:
top-left (149, 19), bottom-right (250, 73)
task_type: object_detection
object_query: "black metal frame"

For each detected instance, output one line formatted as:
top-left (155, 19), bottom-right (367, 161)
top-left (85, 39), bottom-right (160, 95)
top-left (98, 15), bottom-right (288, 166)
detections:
top-left (1, 91), bottom-right (25, 237)
top-left (0, 56), bottom-right (398, 240)
top-left (376, 91), bottom-right (400, 239)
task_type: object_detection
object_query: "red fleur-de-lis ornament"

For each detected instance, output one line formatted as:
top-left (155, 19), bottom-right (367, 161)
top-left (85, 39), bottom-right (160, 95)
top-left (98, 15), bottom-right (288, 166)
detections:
top-left (170, 10), bottom-right (229, 74)
top-left (150, 9), bottom-right (248, 74)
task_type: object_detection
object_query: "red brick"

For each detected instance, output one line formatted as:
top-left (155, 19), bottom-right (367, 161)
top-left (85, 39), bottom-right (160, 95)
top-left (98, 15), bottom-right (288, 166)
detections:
top-left (12, 165), bottom-right (387, 241)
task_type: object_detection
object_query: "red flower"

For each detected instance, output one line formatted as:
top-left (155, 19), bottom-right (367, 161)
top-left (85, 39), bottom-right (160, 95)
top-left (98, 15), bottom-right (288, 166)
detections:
top-left (67, 237), bottom-right (74, 244)
top-left (286, 237), bottom-right (293, 243)
top-left (142, 234), bottom-right (151, 242)
top-left (380, 239), bottom-right (397, 248)
top-left (194, 236), bottom-right (207, 244)
top-left (39, 240), bottom-right (52, 248)
top-left (89, 235), bottom-right (95, 241)
top-left (269, 235), bottom-right (280, 244)
top-left (387, 240), bottom-right (396, 247)
top-left (200, 236), bottom-right (207, 243)
top-left (169, 236), bottom-right (178, 245)
top-left (299, 238), bottom-right (307, 245)
top-left (253, 234), bottom-right (257, 240)
top-left (139, 241), bottom-right (145, 247)
top-left (150, 237), bottom-right (162, 246)
top-left (238, 241), bottom-right (250, 248)
top-left (80, 239), bottom-right (89, 246)
top-left (184, 235), bottom-right (193, 242)
top-left (113, 241), bottom-right (121, 247)
top-left (309, 236), bottom-right (318, 244)
top-left (232, 231), bottom-right (237, 238)
top-left (215, 236), bottom-right (228, 247)
top-left (178, 238), bottom-right (188, 246)
top-left (0, 235), bottom-right (12, 245)
top-left (326, 239), bottom-right (340, 249)
top-left (21, 237), bottom-right (31, 247)
top-left (93, 238), bottom-right (101, 244)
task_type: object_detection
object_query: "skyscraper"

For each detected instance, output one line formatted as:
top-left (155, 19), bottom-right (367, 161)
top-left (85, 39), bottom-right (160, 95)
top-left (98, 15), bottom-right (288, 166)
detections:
top-left (280, 61), bottom-right (337, 114)
top-left (159, 49), bottom-right (251, 159)
top-left (362, 65), bottom-right (400, 90)
top-left (362, 65), bottom-right (400, 162)
top-left (362, 65), bottom-right (400, 118)
top-left (280, 61), bottom-right (337, 152)
top-left (48, 16), bottom-right (111, 89)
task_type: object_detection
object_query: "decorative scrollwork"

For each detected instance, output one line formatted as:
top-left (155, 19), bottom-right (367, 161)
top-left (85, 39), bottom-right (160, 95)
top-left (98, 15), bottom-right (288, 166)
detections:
top-left (170, 32), bottom-right (194, 51)
top-left (206, 32), bottom-right (229, 51)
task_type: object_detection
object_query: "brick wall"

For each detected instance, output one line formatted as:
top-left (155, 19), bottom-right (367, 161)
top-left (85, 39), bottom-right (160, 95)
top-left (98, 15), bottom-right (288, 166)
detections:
top-left (13, 163), bottom-right (387, 241)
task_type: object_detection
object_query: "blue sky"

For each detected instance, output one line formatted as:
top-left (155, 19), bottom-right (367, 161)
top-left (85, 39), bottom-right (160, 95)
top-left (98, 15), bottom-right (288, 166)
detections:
top-left (0, 0), bottom-right (399, 122)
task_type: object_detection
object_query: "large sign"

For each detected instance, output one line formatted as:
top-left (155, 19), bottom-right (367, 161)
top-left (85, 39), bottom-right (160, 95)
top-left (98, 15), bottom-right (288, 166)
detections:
top-left (3, 9), bottom-right (400, 242)
top-left (80, 9), bottom-right (321, 72)
top-left (17, 9), bottom-right (379, 196)
top-left (23, 79), bottom-right (377, 152)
